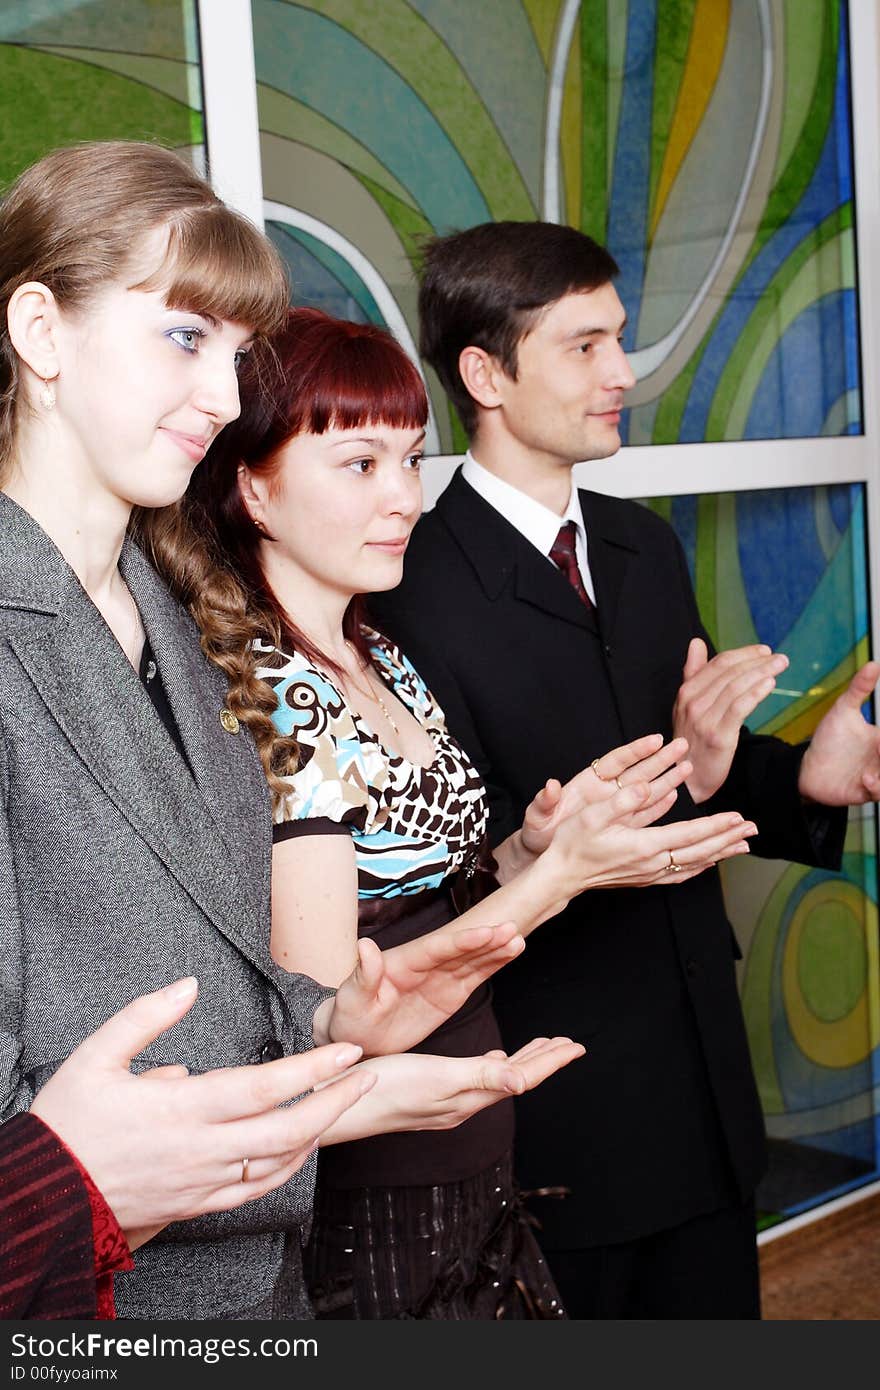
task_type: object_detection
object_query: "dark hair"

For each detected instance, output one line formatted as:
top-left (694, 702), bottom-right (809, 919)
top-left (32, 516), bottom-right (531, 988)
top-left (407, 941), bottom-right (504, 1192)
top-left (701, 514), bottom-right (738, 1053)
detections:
top-left (418, 220), bottom-right (619, 436)
top-left (144, 308), bottom-right (428, 799)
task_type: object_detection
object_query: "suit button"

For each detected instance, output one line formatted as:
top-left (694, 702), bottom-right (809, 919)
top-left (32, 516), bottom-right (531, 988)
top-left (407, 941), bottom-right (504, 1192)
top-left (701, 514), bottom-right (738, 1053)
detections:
top-left (686, 959), bottom-right (700, 979)
top-left (259, 1038), bottom-right (284, 1062)
top-left (604, 644), bottom-right (613, 657)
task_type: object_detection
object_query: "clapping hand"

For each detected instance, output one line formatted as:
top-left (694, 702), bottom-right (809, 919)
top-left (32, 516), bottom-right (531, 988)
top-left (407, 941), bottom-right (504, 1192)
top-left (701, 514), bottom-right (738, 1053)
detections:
top-left (673, 638), bottom-right (789, 803)
top-left (519, 732), bottom-right (692, 859)
top-left (536, 778), bottom-right (757, 895)
top-left (29, 978), bottom-right (375, 1249)
top-left (798, 661), bottom-right (880, 806)
top-left (319, 1036), bottom-right (587, 1145)
top-left (318, 921), bottom-right (526, 1056)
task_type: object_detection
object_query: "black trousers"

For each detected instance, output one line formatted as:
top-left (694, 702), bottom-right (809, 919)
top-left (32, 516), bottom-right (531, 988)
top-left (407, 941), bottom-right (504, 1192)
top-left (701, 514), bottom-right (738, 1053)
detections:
top-left (546, 1197), bottom-right (760, 1319)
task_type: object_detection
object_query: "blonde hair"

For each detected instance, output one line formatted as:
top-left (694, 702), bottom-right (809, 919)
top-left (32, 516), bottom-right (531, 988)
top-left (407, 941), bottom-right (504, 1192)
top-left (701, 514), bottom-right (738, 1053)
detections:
top-left (0, 140), bottom-right (289, 477)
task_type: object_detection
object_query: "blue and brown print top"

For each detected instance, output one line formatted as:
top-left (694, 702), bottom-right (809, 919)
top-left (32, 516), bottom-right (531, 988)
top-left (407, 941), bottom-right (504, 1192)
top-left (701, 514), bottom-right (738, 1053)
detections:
top-left (255, 628), bottom-right (488, 899)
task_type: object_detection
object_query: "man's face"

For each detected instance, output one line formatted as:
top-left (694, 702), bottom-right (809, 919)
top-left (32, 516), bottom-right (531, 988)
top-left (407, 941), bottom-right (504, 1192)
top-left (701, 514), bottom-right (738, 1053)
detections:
top-left (488, 283), bottom-right (636, 468)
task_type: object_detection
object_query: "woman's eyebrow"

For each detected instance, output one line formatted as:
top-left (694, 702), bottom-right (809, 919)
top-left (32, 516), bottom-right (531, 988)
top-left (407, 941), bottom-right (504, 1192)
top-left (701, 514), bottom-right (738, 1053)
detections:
top-left (164, 306), bottom-right (221, 328)
top-left (328, 436), bottom-right (386, 449)
top-left (328, 429), bottom-right (427, 451)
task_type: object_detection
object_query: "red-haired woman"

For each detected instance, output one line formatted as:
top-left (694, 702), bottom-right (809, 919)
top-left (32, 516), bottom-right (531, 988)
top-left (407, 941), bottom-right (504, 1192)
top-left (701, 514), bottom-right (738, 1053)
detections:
top-left (173, 308), bottom-right (755, 1319)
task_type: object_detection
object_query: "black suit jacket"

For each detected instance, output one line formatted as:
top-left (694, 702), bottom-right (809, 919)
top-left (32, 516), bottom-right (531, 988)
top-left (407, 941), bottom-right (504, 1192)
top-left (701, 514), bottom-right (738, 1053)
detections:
top-left (372, 469), bottom-right (846, 1249)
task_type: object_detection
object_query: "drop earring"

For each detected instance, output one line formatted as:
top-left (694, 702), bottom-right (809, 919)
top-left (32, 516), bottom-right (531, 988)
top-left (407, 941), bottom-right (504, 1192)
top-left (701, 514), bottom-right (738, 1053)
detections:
top-left (39, 377), bottom-right (56, 410)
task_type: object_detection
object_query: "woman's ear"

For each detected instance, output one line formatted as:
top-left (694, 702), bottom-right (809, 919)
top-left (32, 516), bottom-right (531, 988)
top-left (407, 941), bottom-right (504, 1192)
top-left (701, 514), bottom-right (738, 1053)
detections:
top-left (7, 282), bottom-right (62, 390)
top-left (237, 463), bottom-right (268, 530)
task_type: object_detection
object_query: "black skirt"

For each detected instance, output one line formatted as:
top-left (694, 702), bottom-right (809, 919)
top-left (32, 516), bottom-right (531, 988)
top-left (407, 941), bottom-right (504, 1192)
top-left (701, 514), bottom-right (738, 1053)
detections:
top-left (304, 1153), bottom-right (567, 1320)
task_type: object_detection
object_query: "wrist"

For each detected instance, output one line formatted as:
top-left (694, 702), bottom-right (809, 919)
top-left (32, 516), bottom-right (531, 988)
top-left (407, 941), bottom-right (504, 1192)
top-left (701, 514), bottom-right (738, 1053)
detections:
top-left (494, 830), bottom-right (537, 886)
top-left (312, 997), bottom-right (333, 1047)
top-left (684, 774), bottom-right (710, 805)
top-left (528, 845), bottom-right (578, 915)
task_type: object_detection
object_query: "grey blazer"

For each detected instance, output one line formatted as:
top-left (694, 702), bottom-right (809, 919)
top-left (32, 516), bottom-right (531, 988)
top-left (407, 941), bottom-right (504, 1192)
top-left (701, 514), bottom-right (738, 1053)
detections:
top-left (0, 493), bottom-right (330, 1320)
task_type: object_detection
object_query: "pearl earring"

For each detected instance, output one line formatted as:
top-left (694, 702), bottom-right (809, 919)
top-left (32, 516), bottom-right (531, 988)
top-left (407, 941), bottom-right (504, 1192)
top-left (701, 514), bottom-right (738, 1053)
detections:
top-left (39, 377), bottom-right (56, 410)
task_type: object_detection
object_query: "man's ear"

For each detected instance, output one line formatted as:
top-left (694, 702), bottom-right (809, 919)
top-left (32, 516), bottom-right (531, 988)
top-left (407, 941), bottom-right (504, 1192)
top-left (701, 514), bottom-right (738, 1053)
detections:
top-left (458, 345), bottom-right (506, 411)
top-left (7, 282), bottom-right (62, 390)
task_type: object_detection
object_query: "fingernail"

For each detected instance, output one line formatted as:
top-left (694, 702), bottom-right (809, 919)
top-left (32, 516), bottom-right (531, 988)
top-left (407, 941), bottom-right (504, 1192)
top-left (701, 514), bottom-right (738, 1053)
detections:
top-left (167, 977), bottom-right (198, 1004)
top-left (335, 1044), bottom-right (363, 1067)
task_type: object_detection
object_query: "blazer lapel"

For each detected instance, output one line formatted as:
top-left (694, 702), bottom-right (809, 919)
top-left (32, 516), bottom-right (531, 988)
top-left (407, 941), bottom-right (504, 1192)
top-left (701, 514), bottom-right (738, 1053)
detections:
top-left (436, 469), bottom-right (598, 633)
top-left (579, 489), bottom-right (640, 642)
top-left (120, 540), bottom-right (272, 935)
top-left (0, 497), bottom-right (271, 965)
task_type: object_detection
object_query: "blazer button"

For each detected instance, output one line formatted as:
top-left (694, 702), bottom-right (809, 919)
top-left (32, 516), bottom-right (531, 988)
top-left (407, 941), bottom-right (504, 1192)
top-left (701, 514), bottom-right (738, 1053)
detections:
top-left (259, 1038), bottom-right (284, 1062)
top-left (685, 959), bottom-right (700, 979)
top-left (604, 644), bottom-right (613, 658)
top-left (219, 708), bottom-right (240, 734)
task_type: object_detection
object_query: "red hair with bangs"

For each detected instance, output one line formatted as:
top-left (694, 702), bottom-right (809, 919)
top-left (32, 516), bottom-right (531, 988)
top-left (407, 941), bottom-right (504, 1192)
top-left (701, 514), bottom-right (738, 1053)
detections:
top-left (186, 307), bottom-right (428, 676)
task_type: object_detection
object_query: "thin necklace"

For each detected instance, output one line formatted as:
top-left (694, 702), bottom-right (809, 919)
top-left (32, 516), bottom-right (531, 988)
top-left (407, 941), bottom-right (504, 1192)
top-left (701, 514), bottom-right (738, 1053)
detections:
top-left (344, 640), bottom-right (400, 736)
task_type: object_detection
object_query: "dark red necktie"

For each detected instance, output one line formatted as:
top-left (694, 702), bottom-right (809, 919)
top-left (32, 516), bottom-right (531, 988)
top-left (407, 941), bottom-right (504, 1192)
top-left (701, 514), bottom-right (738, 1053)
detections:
top-left (549, 521), bottom-right (594, 610)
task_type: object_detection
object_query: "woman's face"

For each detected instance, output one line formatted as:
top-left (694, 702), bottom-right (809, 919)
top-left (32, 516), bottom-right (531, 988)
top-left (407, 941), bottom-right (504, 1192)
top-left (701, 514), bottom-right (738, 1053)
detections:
top-left (245, 422), bottom-right (425, 600)
top-left (51, 241), bottom-right (253, 511)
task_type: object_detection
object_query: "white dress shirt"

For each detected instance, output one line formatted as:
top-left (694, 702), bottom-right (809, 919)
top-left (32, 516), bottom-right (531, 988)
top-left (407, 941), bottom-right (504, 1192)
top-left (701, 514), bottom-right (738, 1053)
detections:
top-left (461, 452), bottom-right (597, 606)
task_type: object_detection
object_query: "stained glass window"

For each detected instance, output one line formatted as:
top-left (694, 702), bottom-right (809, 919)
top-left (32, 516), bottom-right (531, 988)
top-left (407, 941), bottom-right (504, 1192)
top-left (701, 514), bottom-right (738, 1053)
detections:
top-left (0, 0), bottom-right (204, 186)
top-left (644, 482), bottom-right (878, 1222)
top-left (251, 0), bottom-right (859, 453)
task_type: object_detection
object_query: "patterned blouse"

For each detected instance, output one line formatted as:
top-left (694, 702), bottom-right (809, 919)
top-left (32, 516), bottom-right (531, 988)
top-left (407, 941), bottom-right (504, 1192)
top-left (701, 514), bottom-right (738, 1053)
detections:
top-left (255, 628), bottom-right (488, 899)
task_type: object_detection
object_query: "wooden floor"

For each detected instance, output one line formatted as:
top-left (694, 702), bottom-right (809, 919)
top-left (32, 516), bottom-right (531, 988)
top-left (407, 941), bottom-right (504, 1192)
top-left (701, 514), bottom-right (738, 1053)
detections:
top-left (759, 1190), bottom-right (880, 1319)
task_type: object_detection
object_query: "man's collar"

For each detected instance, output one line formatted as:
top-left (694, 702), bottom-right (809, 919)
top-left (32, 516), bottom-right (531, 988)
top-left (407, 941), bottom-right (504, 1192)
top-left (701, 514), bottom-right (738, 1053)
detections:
top-left (462, 451), bottom-right (581, 557)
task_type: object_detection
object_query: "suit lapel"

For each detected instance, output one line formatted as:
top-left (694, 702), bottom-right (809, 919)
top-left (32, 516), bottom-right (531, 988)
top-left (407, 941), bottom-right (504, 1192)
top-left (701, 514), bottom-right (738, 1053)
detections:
top-left (513, 549), bottom-right (598, 632)
top-left (579, 489), bottom-right (639, 642)
top-left (0, 497), bottom-right (271, 963)
top-left (120, 540), bottom-right (272, 935)
top-left (436, 469), bottom-right (598, 633)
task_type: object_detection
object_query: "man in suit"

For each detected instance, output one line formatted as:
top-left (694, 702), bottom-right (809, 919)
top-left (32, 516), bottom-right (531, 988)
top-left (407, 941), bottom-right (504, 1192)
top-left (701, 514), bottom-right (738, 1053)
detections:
top-left (371, 220), bottom-right (880, 1318)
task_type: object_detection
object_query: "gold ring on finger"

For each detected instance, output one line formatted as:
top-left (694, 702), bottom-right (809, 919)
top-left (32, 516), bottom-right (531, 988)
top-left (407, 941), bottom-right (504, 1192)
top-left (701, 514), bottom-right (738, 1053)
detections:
top-left (666, 850), bottom-right (682, 873)
top-left (240, 1157), bottom-right (250, 1183)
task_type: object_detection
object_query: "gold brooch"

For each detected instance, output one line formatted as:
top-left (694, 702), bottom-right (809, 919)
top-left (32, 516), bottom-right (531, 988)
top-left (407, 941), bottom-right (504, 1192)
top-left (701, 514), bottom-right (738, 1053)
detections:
top-left (219, 708), bottom-right (240, 734)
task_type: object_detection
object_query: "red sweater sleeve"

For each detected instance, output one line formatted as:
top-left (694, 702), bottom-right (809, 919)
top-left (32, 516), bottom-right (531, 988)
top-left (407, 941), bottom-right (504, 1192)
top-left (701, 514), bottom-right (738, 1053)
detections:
top-left (72, 1152), bottom-right (133, 1319)
top-left (0, 1113), bottom-right (131, 1320)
